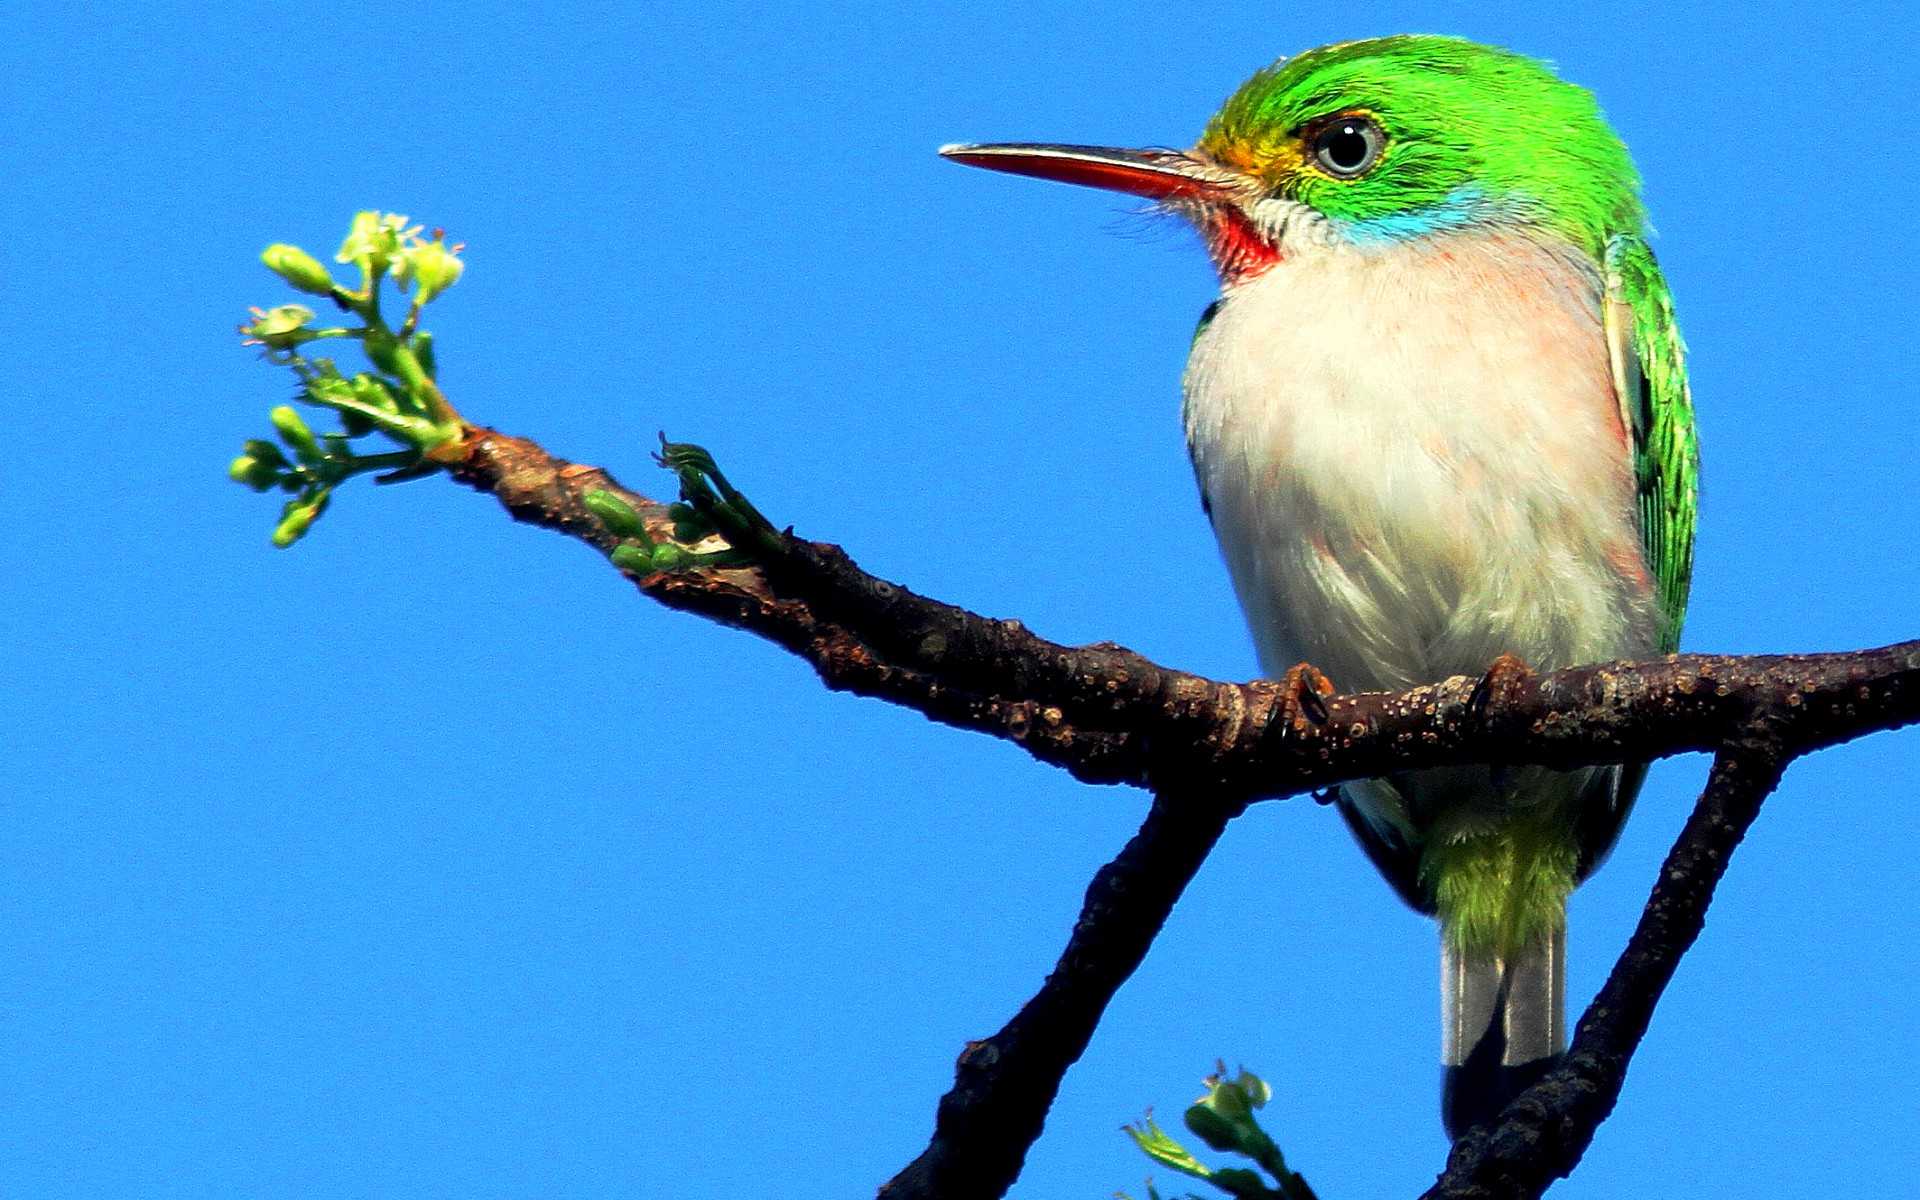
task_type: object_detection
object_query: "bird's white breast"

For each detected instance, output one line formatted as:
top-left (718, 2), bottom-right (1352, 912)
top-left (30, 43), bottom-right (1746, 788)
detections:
top-left (1183, 229), bottom-right (1659, 695)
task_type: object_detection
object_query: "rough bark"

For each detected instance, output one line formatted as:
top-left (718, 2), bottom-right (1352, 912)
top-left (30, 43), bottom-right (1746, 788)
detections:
top-left (449, 428), bottom-right (1920, 799)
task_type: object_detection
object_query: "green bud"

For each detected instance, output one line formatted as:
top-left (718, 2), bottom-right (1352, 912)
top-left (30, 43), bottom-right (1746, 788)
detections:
top-left (243, 304), bottom-right (317, 350)
top-left (242, 439), bottom-right (288, 469)
top-left (228, 454), bottom-right (278, 492)
top-left (269, 405), bottom-right (322, 462)
top-left (270, 489), bottom-right (329, 548)
top-left (610, 543), bottom-right (655, 573)
top-left (648, 544), bottom-right (689, 571)
top-left (261, 243), bottom-right (335, 295)
top-left (334, 210), bottom-right (419, 274)
top-left (1204, 1083), bottom-right (1252, 1125)
top-left (394, 232), bottom-right (465, 305)
top-left (666, 501), bottom-right (713, 542)
top-left (1194, 1065), bottom-right (1267, 1128)
top-left (583, 489), bottom-right (647, 539)
top-left (1182, 1103), bottom-right (1240, 1154)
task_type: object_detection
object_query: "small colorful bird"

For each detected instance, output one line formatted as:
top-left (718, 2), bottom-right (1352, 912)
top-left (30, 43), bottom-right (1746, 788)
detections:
top-left (943, 35), bottom-right (1698, 1137)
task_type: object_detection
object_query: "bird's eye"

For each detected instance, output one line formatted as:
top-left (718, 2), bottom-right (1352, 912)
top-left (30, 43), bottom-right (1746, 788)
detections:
top-left (1310, 117), bottom-right (1383, 178)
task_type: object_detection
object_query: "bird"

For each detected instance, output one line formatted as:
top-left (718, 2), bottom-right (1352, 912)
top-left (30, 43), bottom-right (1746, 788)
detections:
top-left (941, 34), bottom-right (1699, 1139)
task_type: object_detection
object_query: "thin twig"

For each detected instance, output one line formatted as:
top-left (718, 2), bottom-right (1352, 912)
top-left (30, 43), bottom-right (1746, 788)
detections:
top-left (1423, 734), bottom-right (1789, 1200)
top-left (878, 791), bottom-right (1236, 1200)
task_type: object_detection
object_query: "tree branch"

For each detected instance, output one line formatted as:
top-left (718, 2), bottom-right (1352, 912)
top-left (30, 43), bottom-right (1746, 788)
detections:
top-left (440, 426), bottom-right (1918, 1198)
top-left (878, 790), bottom-right (1235, 1200)
top-left (449, 427), bottom-right (1920, 798)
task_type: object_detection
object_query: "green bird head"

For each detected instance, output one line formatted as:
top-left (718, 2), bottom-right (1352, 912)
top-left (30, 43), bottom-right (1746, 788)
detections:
top-left (943, 35), bottom-right (1647, 276)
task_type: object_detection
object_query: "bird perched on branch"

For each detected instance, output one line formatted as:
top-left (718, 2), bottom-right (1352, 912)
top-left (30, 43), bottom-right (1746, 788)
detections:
top-left (943, 34), bottom-right (1699, 1138)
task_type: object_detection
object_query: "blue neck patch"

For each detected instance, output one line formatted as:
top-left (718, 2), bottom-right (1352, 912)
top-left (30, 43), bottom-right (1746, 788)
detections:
top-left (1335, 187), bottom-right (1519, 247)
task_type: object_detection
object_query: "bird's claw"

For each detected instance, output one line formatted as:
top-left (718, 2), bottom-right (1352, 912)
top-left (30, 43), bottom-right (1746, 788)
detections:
top-left (1277, 662), bottom-right (1338, 733)
top-left (1468, 653), bottom-right (1535, 723)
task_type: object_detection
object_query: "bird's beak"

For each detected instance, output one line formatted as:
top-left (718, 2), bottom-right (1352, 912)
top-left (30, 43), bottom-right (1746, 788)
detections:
top-left (938, 142), bottom-right (1231, 202)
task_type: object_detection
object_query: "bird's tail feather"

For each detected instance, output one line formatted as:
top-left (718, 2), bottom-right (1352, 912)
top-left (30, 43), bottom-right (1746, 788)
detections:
top-left (1440, 924), bottom-right (1565, 1140)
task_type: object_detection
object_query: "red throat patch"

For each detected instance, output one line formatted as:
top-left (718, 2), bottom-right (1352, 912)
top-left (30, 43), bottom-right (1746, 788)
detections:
top-left (1205, 205), bottom-right (1282, 282)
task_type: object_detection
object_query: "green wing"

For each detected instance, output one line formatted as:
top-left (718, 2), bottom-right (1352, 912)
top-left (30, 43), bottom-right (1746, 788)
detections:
top-left (1603, 235), bottom-right (1699, 653)
top-left (1572, 237), bottom-right (1700, 881)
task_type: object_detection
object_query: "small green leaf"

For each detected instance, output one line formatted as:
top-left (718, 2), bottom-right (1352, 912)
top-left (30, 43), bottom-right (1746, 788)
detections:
top-left (1124, 1116), bottom-right (1211, 1182)
top-left (349, 373), bottom-right (401, 414)
top-left (242, 439), bottom-right (288, 469)
top-left (363, 329), bottom-right (402, 375)
top-left (583, 490), bottom-right (648, 539)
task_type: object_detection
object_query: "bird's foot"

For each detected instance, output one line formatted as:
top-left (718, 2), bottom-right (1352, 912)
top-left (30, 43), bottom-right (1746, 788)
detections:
top-left (1276, 662), bottom-right (1338, 734)
top-left (1468, 653), bottom-right (1536, 723)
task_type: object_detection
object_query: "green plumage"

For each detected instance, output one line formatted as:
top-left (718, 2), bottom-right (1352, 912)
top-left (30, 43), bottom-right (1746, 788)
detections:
top-left (940, 33), bottom-right (1703, 1129)
top-left (1201, 36), bottom-right (1645, 259)
top-left (1201, 38), bottom-right (1700, 944)
top-left (1608, 235), bottom-right (1699, 650)
top-left (1206, 41), bottom-right (1702, 624)
top-left (1200, 35), bottom-right (1701, 1135)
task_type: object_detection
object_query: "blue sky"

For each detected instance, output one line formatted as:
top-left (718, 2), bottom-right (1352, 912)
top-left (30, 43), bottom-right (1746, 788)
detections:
top-left (4, 3), bottom-right (1917, 1196)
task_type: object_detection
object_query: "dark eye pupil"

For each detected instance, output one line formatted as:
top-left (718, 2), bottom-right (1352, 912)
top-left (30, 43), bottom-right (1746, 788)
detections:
top-left (1324, 125), bottom-right (1369, 169)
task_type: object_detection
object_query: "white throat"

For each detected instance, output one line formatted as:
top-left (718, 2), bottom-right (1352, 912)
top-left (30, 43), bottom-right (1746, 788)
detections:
top-left (1181, 227), bottom-right (1658, 693)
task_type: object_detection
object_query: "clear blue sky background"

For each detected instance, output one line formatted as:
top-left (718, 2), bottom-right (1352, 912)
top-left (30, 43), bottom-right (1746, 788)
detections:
top-left (4, 3), bottom-right (1917, 1196)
